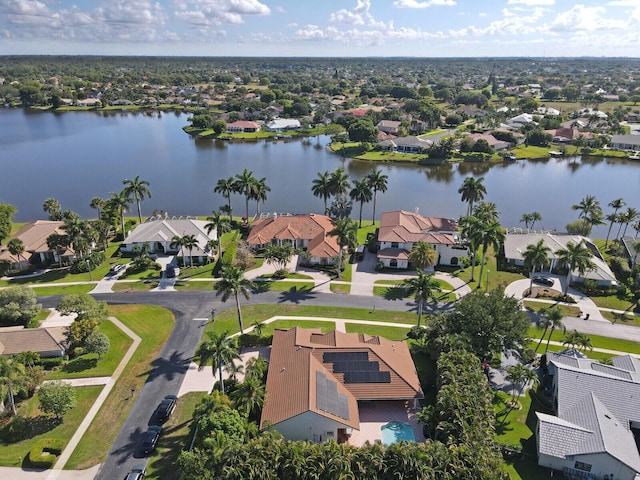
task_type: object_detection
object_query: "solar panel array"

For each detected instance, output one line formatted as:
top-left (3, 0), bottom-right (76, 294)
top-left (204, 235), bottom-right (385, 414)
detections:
top-left (323, 351), bottom-right (368, 363)
top-left (322, 351), bottom-right (391, 384)
top-left (344, 371), bottom-right (391, 384)
top-left (316, 372), bottom-right (350, 420)
top-left (333, 361), bottom-right (380, 373)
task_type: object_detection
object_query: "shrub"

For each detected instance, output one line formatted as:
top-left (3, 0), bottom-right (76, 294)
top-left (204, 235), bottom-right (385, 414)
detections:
top-left (609, 256), bottom-right (631, 282)
top-left (237, 334), bottom-right (273, 347)
top-left (37, 356), bottom-right (64, 370)
top-left (70, 251), bottom-right (106, 274)
top-left (28, 438), bottom-right (65, 469)
top-left (375, 261), bottom-right (384, 272)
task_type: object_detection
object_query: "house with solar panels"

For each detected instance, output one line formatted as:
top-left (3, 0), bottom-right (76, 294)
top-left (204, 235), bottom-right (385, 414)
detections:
top-left (536, 351), bottom-right (640, 480)
top-left (260, 327), bottom-right (424, 445)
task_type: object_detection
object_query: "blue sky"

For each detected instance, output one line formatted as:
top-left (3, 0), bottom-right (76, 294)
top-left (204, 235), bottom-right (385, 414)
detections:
top-left (0, 0), bottom-right (638, 57)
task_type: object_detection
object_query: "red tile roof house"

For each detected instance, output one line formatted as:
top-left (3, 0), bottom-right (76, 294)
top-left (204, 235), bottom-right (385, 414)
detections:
top-left (260, 327), bottom-right (424, 444)
top-left (226, 120), bottom-right (261, 133)
top-left (377, 210), bottom-right (467, 269)
top-left (246, 214), bottom-right (340, 266)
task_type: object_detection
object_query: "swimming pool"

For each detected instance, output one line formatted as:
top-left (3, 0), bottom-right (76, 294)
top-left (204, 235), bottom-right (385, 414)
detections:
top-left (380, 421), bottom-right (416, 445)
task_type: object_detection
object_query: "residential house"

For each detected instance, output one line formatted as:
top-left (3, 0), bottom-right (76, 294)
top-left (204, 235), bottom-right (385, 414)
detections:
top-left (506, 113), bottom-right (536, 129)
top-left (76, 98), bottom-right (101, 107)
top-left (260, 327), bottom-right (423, 442)
top-left (376, 120), bottom-right (402, 135)
top-left (0, 220), bottom-right (74, 269)
top-left (379, 136), bottom-right (432, 153)
top-left (577, 108), bottom-right (608, 120)
top-left (546, 127), bottom-right (592, 143)
top-left (0, 326), bottom-right (67, 358)
top-left (226, 120), bottom-right (261, 133)
top-left (455, 105), bottom-right (487, 118)
top-left (503, 232), bottom-right (617, 287)
top-left (120, 216), bottom-right (216, 264)
top-left (246, 213), bottom-right (339, 265)
top-left (536, 107), bottom-right (560, 116)
top-left (376, 210), bottom-right (465, 269)
top-left (466, 133), bottom-right (511, 151)
top-left (609, 135), bottom-right (640, 151)
top-left (536, 352), bottom-right (640, 479)
top-left (266, 119), bottom-right (301, 131)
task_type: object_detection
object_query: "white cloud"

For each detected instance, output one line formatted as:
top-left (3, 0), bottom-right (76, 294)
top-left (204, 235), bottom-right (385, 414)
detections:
top-left (329, 0), bottom-right (391, 29)
top-left (393, 0), bottom-right (456, 8)
top-left (549, 5), bottom-right (627, 31)
top-left (507, 0), bottom-right (555, 5)
top-left (174, 0), bottom-right (270, 28)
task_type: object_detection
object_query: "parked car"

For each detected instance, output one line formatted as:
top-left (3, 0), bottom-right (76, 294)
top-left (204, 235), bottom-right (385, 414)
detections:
top-left (124, 465), bottom-right (146, 480)
top-left (154, 395), bottom-right (177, 424)
top-left (108, 263), bottom-right (127, 275)
top-left (141, 425), bottom-right (162, 454)
top-left (532, 276), bottom-right (554, 287)
top-left (165, 265), bottom-right (180, 278)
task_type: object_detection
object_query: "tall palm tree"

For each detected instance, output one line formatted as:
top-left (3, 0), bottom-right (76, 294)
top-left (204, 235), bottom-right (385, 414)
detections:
top-left (402, 271), bottom-right (441, 326)
top-left (604, 212), bottom-right (620, 246)
top-left (571, 195), bottom-right (601, 221)
top-left (329, 168), bottom-right (351, 198)
top-left (205, 210), bottom-right (231, 259)
top-left (0, 356), bottom-right (27, 416)
top-left (530, 211), bottom-right (542, 229)
top-left (473, 201), bottom-right (500, 222)
top-left (349, 179), bottom-right (372, 228)
top-left (605, 198), bottom-right (625, 245)
top-left (43, 197), bottom-right (62, 221)
top-left (621, 207), bottom-right (638, 238)
top-left (556, 241), bottom-right (595, 294)
top-left (108, 190), bottom-right (130, 239)
top-left (475, 218), bottom-right (505, 289)
top-left (459, 215), bottom-right (482, 282)
top-left (251, 177), bottom-right (270, 215)
top-left (458, 176), bottom-right (486, 216)
top-left (7, 238), bottom-right (25, 271)
top-left (519, 213), bottom-right (533, 230)
top-left (170, 234), bottom-right (187, 266)
top-left (328, 218), bottom-right (357, 279)
top-left (562, 330), bottom-right (593, 352)
top-left (46, 232), bottom-right (70, 266)
top-left (523, 239), bottom-right (551, 294)
top-left (366, 168), bottom-right (388, 225)
top-left (535, 315), bottom-right (551, 352)
top-left (89, 197), bottom-right (104, 219)
top-left (122, 175), bottom-right (152, 224)
top-left (311, 170), bottom-right (332, 214)
top-left (231, 376), bottom-right (265, 419)
top-left (505, 364), bottom-right (538, 405)
top-left (215, 176), bottom-right (236, 222)
top-left (196, 330), bottom-right (240, 393)
top-left (408, 242), bottom-right (438, 272)
top-left (215, 265), bottom-right (256, 334)
top-left (540, 306), bottom-right (565, 354)
top-left (233, 169), bottom-right (257, 221)
top-left (181, 234), bottom-right (198, 268)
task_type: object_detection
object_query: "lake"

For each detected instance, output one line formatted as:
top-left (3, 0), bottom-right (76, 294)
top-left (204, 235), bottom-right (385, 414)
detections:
top-left (1, 108), bottom-right (639, 238)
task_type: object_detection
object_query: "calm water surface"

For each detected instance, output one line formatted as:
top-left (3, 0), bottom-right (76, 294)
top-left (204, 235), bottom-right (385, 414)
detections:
top-left (1, 109), bottom-right (639, 238)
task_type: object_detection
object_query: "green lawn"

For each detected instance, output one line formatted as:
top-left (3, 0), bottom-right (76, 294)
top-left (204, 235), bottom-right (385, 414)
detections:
top-left (600, 310), bottom-right (640, 327)
top-left (173, 280), bottom-right (216, 291)
top-left (31, 284), bottom-right (95, 296)
top-left (46, 320), bottom-right (132, 379)
top-left (254, 280), bottom-right (315, 292)
top-left (145, 392), bottom-right (208, 480)
top-left (259, 273), bottom-right (313, 280)
top-left (330, 283), bottom-right (351, 294)
top-left (530, 342), bottom-right (614, 363)
top-left (522, 301), bottom-right (581, 317)
top-left (66, 305), bottom-right (174, 469)
top-left (584, 294), bottom-right (638, 312)
top-left (344, 323), bottom-right (410, 341)
top-left (262, 320), bottom-right (336, 335)
top-left (528, 326), bottom-right (640, 354)
top-left (111, 281), bottom-right (159, 292)
top-left (0, 386), bottom-right (103, 467)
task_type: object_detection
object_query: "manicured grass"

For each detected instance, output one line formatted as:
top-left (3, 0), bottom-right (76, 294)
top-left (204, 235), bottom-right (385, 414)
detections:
top-left (528, 326), bottom-right (640, 354)
top-left (357, 223), bottom-right (378, 245)
top-left (175, 263), bottom-right (216, 279)
top-left (373, 278), bottom-right (454, 290)
top-left (530, 342), bottom-right (613, 362)
top-left (66, 305), bottom-right (174, 469)
top-left (454, 245), bottom-right (525, 292)
top-left (262, 320), bottom-right (335, 335)
top-left (584, 294), bottom-right (638, 312)
top-left (511, 145), bottom-right (553, 159)
top-left (46, 320), bottom-right (132, 379)
top-left (259, 273), bottom-right (313, 280)
top-left (355, 151), bottom-right (423, 162)
top-left (601, 310), bottom-right (640, 327)
top-left (522, 301), bottom-right (581, 317)
top-left (33, 309), bottom-right (51, 323)
top-left (344, 323), bottom-right (410, 341)
top-left (31, 284), bottom-right (95, 296)
top-left (173, 280), bottom-right (216, 291)
top-left (119, 268), bottom-right (162, 280)
top-left (0, 386), bottom-right (102, 467)
top-left (330, 283), bottom-right (351, 294)
top-left (145, 392), bottom-right (208, 480)
top-left (341, 263), bottom-right (353, 282)
top-left (111, 281), bottom-right (159, 292)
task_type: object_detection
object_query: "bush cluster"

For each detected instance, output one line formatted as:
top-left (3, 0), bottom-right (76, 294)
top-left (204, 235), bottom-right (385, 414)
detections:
top-left (28, 438), bottom-right (64, 469)
top-left (70, 251), bottom-right (106, 273)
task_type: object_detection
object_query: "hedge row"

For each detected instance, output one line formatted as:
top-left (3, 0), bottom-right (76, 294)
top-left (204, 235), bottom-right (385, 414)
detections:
top-left (28, 438), bottom-right (65, 469)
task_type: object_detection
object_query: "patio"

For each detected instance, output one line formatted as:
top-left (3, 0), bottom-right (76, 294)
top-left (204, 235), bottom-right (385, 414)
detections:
top-left (348, 400), bottom-right (425, 447)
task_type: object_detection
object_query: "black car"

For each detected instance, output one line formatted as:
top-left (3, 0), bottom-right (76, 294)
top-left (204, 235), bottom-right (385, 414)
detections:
top-left (124, 465), bottom-right (146, 480)
top-left (141, 425), bottom-right (162, 454)
top-left (532, 276), bottom-right (554, 287)
top-left (165, 265), bottom-right (180, 278)
top-left (154, 395), bottom-right (177, 424)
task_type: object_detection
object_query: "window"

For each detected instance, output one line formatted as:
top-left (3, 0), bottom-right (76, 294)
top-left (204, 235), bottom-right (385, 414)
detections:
top-left (451, 257), bottom-right (458, 265)
top-left (391, 242), bottom-right (399, 248)
top-left (574, 461), bottom-right (592, 472)
top-left (390, 259), bottom-right (398, 267)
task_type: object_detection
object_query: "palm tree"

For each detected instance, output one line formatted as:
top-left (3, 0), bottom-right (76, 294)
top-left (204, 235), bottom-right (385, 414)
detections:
top-left (458, 176), bottom-right (486, 216)
top-left (556, 241), bottom-right (595, 294)
top-left (505, 364), bottom-right (537, 405)
top-left (47, 232), bottom-right (70, 266)
top-left (349, 179), bottom-right (372, 228)
top-left (7, 238), bottom-right (25, 271)
top-left (402, 271), bottom-right (441, 326)
top-left (475, 218), bottom-right (505, 289)
top-left (231, 376), bottom-right (265, 419)
top-left (196, 331), bottom-right (240, 393)
top-left (530, 212), bottom-right (542, 229)
top-left (408, 242), bottom-right (438, 272)
top-left (251, 177), bottom-right (270, 215)
top-left (519, 213), bottom-right (533, 230)
top-left (215, 176), bottom-right (236, 222)
top-left (311, 170), bottom-right (332, 214)
top-left (205, 211), bottom-right (231, 259)
top-left (329, 168), bottom-right (351, 198)
top-left (215, 265), bottom-right (256, 334)
top-left (43, 197), bottom-right (62, 221)
top-left (562, 330), bottom-right (593, 352)
top-left (605, 198), bottom-right (625, 245)
top-left (0, 356), bottom-right (27, 416)
top-left (366, 168), bottom-right (388, 225)
top-left (604, 212), bottom-right (620, 246)
top-left (328, 218), bottom-right (357, 279)
top-left (473, 201), bottom-right (500, 222)
top-left (621, 207), bottom-right (639, 238)
top-left (89, 197), bottom-right (104, 219)
top-left (122, 175), bottom-right (152, 224)
top-left (459, 215), bottom-right (482, 282)
top-left (233, 169), bottom-right (257, 221)
top-left (108, 190), bottom-right (130, 239)
top-left (539, 306), bottom-right (565, 353)
top-left (523, 239), bottom-right (551, 294)
top-left (181, 234), bottom-right (198, 268)
top-left (535, 315), bottom-right (551, 352)
top-left (571, 195), bottom-right (601, 221)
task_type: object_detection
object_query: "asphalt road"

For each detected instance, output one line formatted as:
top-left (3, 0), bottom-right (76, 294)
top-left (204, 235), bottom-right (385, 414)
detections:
top-left (37, 290), bottom-right (417, 480)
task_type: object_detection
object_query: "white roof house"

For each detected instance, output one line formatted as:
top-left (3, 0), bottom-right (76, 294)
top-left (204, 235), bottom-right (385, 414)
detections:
top-left (507, 113), bottom-right (536, 129)
top-left (537, 353), bottom-right (640, 479)
top-left (504, 232), bottom-right (617, 286)
top-left (266, 119), bottom-right (301, 131)
top-left (121, 217), bottom-right (216, 262)
top-left (536, 107), bottom-right (560, 116)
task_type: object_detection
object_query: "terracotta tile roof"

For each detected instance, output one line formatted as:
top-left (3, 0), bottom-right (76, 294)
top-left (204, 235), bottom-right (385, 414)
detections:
top-left (0, 327), bottom-right (66, 357)
top-left (11, 220), bottom-right (67, 254)
top-left (261, 327), bottom-right (423, 430)
top-left (247, 214), bottom-right (340, 258)
top-left (377, 248), bottom-right (410, 260)
top-left (378, 210), bottom-right (458, 245)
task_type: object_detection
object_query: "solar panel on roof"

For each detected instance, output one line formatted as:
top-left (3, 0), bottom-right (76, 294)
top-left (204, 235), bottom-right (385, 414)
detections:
top-left (332, 361), bottom-right (380, 373)
top-left (343, 371), bottom-right (391, 384)
top-left (316, 372), bottom-right (350, 420)
top-left (323, 351), bottom-right (368, 363)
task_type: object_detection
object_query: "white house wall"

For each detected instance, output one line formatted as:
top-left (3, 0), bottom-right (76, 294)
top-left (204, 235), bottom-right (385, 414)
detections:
top-left (271, 411), bottom-right (351, 442)
top-left (539, 452), bottom-right (638, 480)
